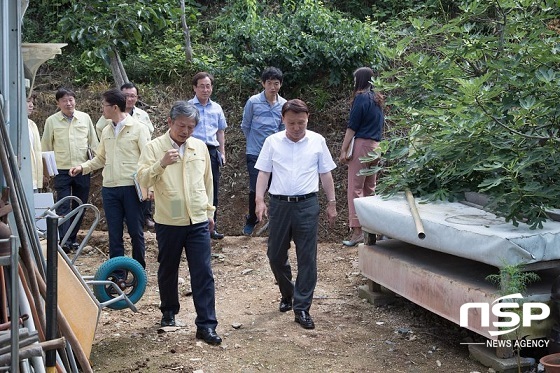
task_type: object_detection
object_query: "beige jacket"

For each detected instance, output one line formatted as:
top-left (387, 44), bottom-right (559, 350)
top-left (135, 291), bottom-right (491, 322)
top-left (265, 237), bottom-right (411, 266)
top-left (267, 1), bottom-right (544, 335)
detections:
top-left (137, 131), bottom-right (214, 226)
top-left (96, 106), bottom-right (154, 139)
top-left (28, 119), bottom-right (43, 189)
top-left (41, 110), bottom-right (99, 170)
top-left (81, 115), bottom-right (150, 187)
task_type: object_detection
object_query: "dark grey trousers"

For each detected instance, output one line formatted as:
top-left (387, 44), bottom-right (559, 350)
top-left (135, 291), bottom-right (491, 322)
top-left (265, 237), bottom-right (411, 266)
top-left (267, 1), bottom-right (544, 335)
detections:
top-left (267, 195), bottom-right (320, 312)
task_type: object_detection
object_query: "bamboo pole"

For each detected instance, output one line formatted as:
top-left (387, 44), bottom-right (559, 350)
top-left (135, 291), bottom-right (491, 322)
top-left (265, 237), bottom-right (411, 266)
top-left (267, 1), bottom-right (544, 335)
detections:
top-left (405, 189), bottom-right (426, 240)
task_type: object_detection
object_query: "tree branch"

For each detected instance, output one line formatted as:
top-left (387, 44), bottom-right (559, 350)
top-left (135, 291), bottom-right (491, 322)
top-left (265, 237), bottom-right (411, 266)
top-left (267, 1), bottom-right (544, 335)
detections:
top-left (180, 0), bottom-right (193, 62)
top-left (475, 96), bottom-right (551, 141)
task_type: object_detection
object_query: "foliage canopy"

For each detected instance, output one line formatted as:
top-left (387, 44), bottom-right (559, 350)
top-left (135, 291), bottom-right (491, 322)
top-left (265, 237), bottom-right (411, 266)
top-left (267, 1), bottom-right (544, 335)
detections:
top-left (22, 0), bottom-right (560, 229)
top-left (366, 0), bottom-right (560, 229)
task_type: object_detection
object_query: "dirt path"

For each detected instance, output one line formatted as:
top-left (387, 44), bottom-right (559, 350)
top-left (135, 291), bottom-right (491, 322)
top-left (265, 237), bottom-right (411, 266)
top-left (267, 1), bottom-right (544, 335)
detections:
top-left (75, 233), bottom-right (486, 373)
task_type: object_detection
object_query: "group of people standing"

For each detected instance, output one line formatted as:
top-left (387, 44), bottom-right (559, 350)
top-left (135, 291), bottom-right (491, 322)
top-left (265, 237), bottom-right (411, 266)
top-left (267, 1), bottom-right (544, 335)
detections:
top-left (31, 73), bottom-right (228, 345)
top-left (26, 65), bottom-right (384, 345)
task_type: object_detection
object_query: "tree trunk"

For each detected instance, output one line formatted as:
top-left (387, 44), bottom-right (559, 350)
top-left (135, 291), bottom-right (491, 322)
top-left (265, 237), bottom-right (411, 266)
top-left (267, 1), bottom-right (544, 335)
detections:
top-left (180, 0), bottom-right (193, 62)
top-left (108, 47), bottom-right (129, 88)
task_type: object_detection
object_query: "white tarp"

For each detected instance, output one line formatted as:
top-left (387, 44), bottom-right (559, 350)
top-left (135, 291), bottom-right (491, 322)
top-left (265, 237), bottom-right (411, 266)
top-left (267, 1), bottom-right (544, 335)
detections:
top-left (354, 194), bottom-right (560, 268)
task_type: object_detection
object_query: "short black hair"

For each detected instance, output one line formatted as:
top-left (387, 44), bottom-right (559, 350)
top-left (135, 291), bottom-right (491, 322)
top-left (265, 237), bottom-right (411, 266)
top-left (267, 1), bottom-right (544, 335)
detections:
top-left (55, 87), bottom-right (76, 101)
top-left (192, 72), bottom-right (214, 86)
top-left (120, 82), bottom-right (138, 93)
top-left (261, 67), bottom-right (283, 83)
top-left (102, 88), bottom-right (127, 112)
top-left (282, 99), bottom-right (308, 116)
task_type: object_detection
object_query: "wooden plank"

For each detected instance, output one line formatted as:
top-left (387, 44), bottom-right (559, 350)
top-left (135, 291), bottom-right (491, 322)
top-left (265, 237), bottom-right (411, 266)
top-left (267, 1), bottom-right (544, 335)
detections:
top-left (42, 242), bottom-right (100, 359)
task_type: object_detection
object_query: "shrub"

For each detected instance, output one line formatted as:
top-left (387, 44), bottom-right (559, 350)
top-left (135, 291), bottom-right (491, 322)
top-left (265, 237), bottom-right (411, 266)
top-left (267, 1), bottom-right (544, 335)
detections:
top-left (212, 0), bottom-right (384, 91)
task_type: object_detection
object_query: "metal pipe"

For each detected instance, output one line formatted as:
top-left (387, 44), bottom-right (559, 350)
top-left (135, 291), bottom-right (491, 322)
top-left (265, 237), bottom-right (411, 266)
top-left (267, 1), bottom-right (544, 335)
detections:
top-left (45, 217), bottom-right (58, 371)
top-left (0, 108), bottom-right (46, 339)
top-left (0, 267), bottom-right (7, 325)
top-left (0, 106), bottom-right (46, 278)
top-left (405, 189), bottom-right (426, 240)
top-left (16, 268), bottom-right (46, 373)
top-left (9, 236), bottom-right (18, 372)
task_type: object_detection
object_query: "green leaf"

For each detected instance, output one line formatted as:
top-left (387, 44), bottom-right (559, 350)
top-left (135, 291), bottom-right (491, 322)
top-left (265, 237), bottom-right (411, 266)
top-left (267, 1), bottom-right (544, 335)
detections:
top-left (535, 67), bottom-right (556, 83)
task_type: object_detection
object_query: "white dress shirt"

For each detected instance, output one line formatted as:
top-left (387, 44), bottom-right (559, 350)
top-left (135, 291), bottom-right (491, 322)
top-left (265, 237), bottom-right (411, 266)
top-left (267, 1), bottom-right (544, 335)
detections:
top-left (255, 129), bottom-right (336, 196)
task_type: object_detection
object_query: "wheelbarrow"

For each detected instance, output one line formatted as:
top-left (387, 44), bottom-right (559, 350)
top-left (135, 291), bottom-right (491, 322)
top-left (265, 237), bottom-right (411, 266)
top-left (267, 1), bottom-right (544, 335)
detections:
top-left (35, 193), bottom-right (147, 311)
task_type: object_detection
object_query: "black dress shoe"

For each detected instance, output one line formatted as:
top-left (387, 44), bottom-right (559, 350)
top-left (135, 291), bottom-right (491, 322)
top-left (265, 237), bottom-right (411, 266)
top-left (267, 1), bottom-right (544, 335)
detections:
top-left (160, 311), bottom-right (175, 327)
top-left (196, 327), bottom-right (222, 345)
top-left (294, 310), bottom-right (315, 329)
top-left (279, 297), bottom-right (293, 312)
top-left (61, 243), bottom-right (72, 254)
top-left (210, 230), bottom-right (224, 239)
top-left (145, 217), bottom-right (155, 229)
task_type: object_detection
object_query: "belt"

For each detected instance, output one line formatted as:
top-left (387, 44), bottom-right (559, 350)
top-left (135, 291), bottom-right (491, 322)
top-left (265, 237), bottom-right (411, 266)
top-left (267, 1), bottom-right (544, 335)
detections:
top-left (270, 193), bottom-right (317, 202)
top-left (206, 144), bottom-right (218, 150)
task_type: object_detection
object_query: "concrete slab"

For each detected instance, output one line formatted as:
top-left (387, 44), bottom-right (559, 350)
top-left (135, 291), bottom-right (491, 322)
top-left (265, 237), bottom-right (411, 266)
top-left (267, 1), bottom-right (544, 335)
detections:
top-left (468, 344), bottom-right (535, 373)
top-left (357, 284), bottom-right (398, 306)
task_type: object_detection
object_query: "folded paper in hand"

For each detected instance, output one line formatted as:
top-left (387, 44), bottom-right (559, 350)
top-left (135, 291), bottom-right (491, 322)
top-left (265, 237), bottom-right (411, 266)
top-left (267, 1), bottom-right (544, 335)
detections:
top-left (345, 137), bottom-right (355, 160)
top-left (42, 151), bottom-right (58, 176)
top-left (132, 172), bottom-right (148, 202)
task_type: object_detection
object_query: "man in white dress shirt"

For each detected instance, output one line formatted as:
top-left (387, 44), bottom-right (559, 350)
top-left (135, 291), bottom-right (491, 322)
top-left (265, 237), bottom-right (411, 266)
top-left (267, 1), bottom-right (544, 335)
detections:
top-left (255, 99), bottom-right (337, 330)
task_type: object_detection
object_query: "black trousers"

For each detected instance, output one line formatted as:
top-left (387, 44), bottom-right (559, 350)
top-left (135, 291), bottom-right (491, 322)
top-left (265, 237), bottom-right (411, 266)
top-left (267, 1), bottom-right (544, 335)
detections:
top-left (155, 222), bottom-right (218, 329)
top-left (54, 170), bottom-right (90, 244)
top-left (267, 195), bottom-right (320, 312)
top-left (207, 146), bottom-right (221, 225)
top-left (142, 199), bottom-right (152, 220)
top-left (246, 154), bottom-right (259, 224)
top-left (102, 185), bottom-right (145, 268)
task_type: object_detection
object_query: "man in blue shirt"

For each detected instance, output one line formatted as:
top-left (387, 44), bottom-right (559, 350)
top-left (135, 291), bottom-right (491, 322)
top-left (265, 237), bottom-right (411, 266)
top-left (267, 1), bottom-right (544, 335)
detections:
top-left (241, 67), bottom-right (286, 235)
top-left (189, 72), bottom-right (228, 239)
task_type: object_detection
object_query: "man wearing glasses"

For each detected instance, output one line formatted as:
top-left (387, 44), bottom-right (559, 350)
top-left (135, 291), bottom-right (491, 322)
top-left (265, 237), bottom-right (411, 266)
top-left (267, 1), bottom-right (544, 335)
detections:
top-left (71, 88), bottom-right (150, 268)
top-left (96, 82), bottom-right (156, 229)
top-left (188, 72), bottom-right (228, 240)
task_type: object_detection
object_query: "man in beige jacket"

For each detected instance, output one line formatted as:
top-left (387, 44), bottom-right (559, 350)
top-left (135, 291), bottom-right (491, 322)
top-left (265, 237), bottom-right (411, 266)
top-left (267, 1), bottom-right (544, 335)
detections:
top-left (27, 95), bottom-right (43, 192)
top-left (41, 87), bottom-right (99, 252)
top-left (70, 88), bottom-right (150, 268)
top-left (95, 82), bottom-right (156, 229)
top-left (137, 100), bottom-right (221, 345)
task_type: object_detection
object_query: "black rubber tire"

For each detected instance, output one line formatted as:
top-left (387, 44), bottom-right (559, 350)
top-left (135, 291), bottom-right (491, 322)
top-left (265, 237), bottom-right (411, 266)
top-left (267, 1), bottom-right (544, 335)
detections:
top-left (93, 256), bottom-right (147, 310)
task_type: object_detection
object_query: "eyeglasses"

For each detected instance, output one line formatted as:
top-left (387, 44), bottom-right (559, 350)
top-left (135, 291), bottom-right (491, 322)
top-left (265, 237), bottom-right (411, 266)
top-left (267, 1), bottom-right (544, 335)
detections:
top-left (102, 103), bottom-right (114, 107)
top-left (124, 94), bottom-right (138, 99)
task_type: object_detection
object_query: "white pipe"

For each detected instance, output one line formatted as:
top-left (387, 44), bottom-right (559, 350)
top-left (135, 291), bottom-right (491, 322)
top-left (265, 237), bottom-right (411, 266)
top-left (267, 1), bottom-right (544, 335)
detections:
top-left (405, 189), bottom-right (426, 240)
top-left (18, 278), bottom-right (46, 373)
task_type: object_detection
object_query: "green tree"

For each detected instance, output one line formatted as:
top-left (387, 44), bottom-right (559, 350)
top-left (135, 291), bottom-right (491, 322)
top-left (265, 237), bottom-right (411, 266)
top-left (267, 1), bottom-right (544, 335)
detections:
top-left (213, 0), bottom-right (383, 90)
top-left (58, 0), bottom-right (179, 87)
top-left (368, 0), bottom-right (560, 229)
